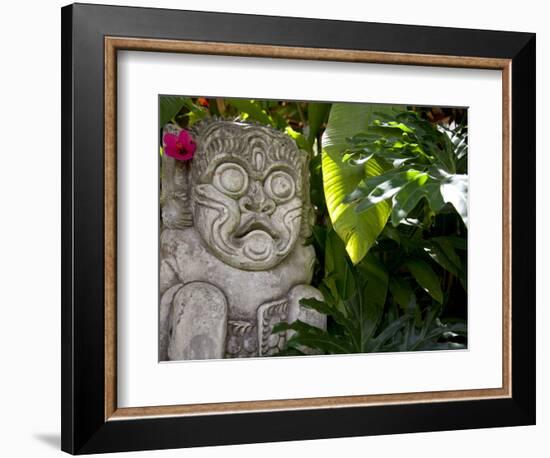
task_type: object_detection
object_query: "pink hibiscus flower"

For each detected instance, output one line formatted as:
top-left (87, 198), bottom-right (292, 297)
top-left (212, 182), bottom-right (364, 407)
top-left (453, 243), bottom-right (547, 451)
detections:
top-left (162, 130), bottom-right (196, 161)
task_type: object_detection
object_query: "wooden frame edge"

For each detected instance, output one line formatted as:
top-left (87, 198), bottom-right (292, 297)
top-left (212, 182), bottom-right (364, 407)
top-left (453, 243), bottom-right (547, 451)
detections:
top-left (502, 61), bottom-right (512, 401)
top-left (105, 38), bottom-right (117, 420)
top-left (104, 36), bottom-right (512, 421)
top-left (105, 37), bottom-right (510, 69)
top-left (109, 387), bottom-right (510, 420)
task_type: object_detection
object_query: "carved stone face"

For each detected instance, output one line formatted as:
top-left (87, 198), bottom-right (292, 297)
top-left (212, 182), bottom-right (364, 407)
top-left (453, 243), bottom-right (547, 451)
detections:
top-left (190, 121), bottom-right (308, 271)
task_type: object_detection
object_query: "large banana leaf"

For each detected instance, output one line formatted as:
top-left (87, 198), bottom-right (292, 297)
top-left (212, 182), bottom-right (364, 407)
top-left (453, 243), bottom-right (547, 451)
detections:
top-left (321, 103), bottom-right (402, 264)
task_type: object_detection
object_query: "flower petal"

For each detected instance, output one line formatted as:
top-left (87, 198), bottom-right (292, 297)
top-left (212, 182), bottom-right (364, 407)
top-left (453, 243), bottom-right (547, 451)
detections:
top-left (177, 130), bottom-right (191, 144)
top-left (180, 132), bottom-right (196, 156)
top-left (164, 147), bottom-right (180, 159)
top-left (181, 150), bottom-right (194, 160)
top-left (163, 132), bottom-right (178, 147)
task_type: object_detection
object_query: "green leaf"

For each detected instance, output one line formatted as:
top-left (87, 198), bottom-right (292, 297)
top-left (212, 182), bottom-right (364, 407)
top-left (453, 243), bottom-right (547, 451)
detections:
top-left (357, 254), bottom-right (389, 308)
top-left (390, 175), bottom-right (429, 226)
top-left (321, 152), bottom-right (390, 264)
top-left (321, 103), bottom-right (403, 264)
top-left (356, 255), bottom-right (389, 346)
top-left (389, 276), bottom-right (414, 309)
top-left (160, 96), bottom-right (208, 128)
top-left (372, 119), bottom-right (414, 133)
top-left (277, 320), bottom-right (353, 354)
top-left (159, 95), bottom-right (187, 127)
top-left (184, 108), bottom-right (208, 126)
top-left (271, 347), bottom-right (306, 357)
top-left (421, 241), bottom-right (460, 277)
top-left (440, 174), bottom-right (468, 228)
top-left (287, 333), bottom-right (351, 354)
top-left (307, 102), bottom-right (331, 145)
top-left (285, 126), bottom-right (311, 153)
top-left (368, 315), bottom-right (410, 352)
top-left (354, 170), bottom-right (426, 213)
top-left (381, 225), bottom-right (401, 244)
top-left (343, 287), bottom-right (373, 351)
top-left (425, 182), bottom-right (446, 212)
top-left (431, 237), bottom-right (462, 269)
top-left (300, 298), bottom-right (356, 332)
top-left (405, 258), bottom-right (443, 303)
top-left (391, 176), bottom-right (445, 226)
top-left (309, 152), bottom-right (326, 211)
top-left (324, 230), bottom-right (355, 300)
top-left (432, 235), bottom-right (467, 251)
top-left (226, 99), bottom-right (275, 126)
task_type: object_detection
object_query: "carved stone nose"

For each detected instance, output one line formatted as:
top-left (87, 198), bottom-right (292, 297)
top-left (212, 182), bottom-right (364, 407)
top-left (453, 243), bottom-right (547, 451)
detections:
top-left (239, 181), bottom-right (276, 215)
top-left (257, 198), bottom-right (276, 215)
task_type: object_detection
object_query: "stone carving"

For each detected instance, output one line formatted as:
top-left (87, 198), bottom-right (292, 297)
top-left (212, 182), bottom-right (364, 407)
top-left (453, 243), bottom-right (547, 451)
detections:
top-left (159, 119), bottom-right (326, 361)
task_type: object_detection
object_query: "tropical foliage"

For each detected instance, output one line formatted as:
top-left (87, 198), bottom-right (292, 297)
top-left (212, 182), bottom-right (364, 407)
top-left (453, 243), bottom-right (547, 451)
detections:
top-left (159, 96), bottom-right (468, 355)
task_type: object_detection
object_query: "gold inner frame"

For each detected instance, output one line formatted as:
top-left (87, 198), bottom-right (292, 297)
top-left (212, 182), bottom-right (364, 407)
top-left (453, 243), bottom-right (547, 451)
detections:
top-left (104, 37), bottom-right (512, 421)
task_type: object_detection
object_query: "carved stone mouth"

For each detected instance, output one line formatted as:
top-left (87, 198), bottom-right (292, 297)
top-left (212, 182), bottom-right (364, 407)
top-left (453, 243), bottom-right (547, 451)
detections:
top-left (235, 219), bottom-right (279, 240)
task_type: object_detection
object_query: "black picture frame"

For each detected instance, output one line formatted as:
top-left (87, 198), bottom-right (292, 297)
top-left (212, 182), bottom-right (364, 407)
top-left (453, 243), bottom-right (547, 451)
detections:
top-left (61, 3), bottom-right (536, 454)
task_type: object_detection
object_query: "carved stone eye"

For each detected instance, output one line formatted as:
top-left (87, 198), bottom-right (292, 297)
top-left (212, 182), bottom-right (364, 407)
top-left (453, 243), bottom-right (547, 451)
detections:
top-left (213, 162), bottom-right (249, 197)
top-left (265, 171), bottom-right (295, 202)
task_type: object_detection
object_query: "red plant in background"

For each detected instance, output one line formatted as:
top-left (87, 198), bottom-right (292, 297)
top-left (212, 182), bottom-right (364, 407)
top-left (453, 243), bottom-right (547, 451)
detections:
top-left (197, 97), bottom-right (209, 107)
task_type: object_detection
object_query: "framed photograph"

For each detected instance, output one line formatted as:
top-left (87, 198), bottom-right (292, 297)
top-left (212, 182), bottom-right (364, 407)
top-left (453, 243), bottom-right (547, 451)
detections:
top-left (61, 3), bottom-right (536, 454)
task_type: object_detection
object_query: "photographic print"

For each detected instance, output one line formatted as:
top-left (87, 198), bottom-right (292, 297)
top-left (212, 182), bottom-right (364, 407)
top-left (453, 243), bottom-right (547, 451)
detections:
top-left (159, 97), bottom-right (468, 362)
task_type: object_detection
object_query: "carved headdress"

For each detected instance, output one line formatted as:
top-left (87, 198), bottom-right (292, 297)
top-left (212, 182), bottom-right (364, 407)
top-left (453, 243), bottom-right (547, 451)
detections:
top-left (161, 118), bottom-right (313, 239)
